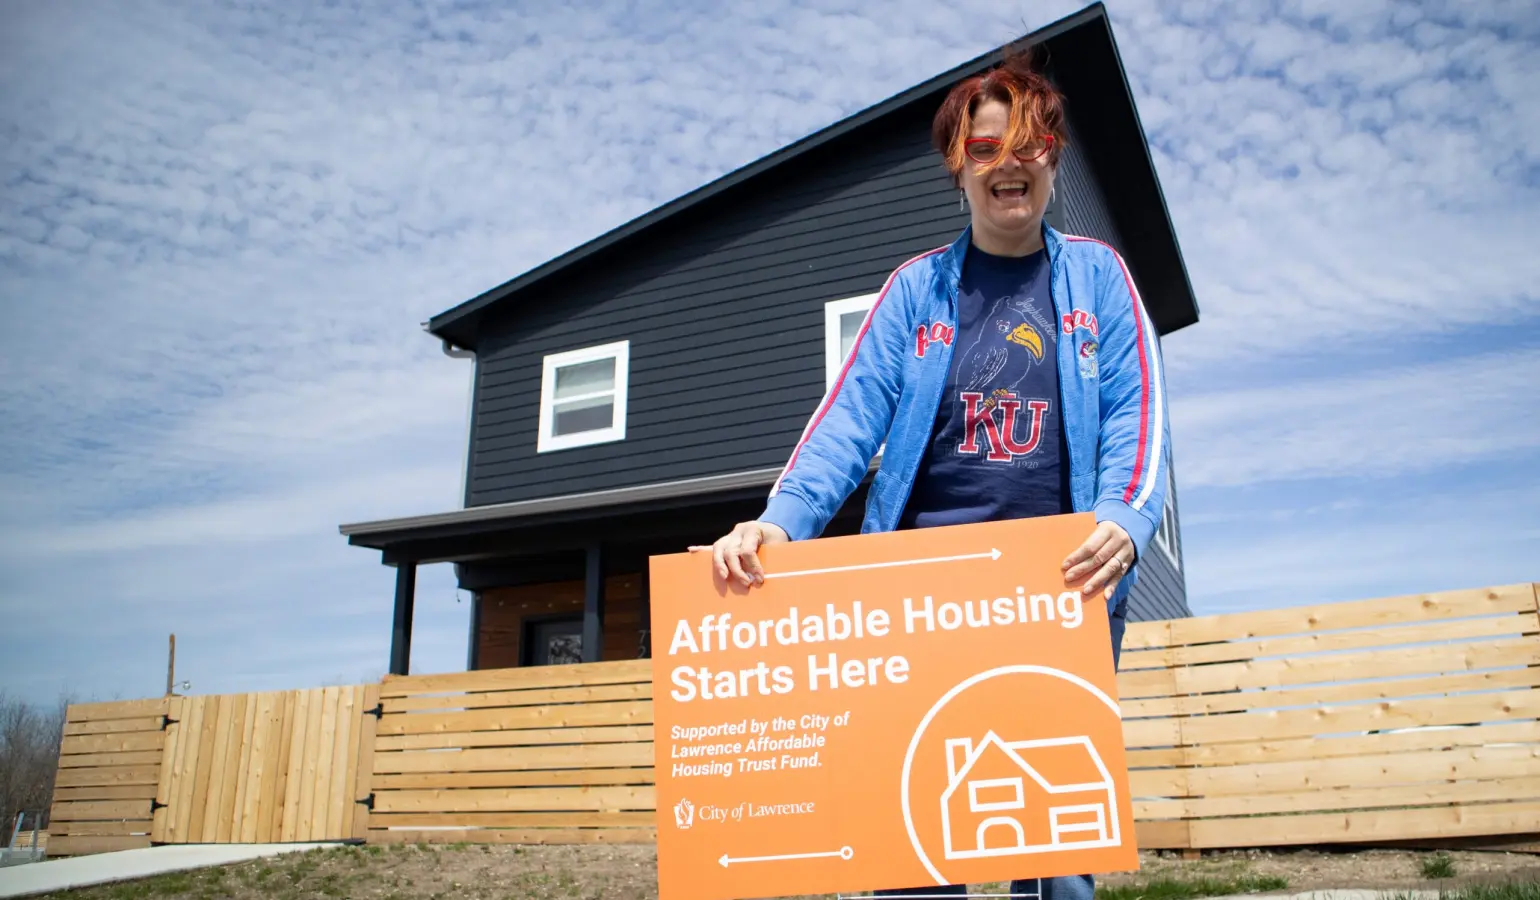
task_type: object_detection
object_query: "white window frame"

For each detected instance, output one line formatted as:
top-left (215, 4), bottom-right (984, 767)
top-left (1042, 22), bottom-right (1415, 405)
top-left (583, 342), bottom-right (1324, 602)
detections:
top-left (823, 293), bottom-right (885, 457)
top-left (1152, 464), bottom-right (1180, 570)
top-left (536, 340), bottom-right (629, 453)
top-left (823, 293), bottom-right (880, 388)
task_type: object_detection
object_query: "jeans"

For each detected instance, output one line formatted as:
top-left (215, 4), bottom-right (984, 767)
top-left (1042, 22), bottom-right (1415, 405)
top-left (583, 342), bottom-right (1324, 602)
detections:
top-left (872, 605), bottom-right (1128, 900)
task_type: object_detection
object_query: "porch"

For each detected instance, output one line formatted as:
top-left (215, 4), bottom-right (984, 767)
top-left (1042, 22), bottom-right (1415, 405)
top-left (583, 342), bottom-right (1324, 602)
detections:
top-left (338, 467), bottom-right (872, 675)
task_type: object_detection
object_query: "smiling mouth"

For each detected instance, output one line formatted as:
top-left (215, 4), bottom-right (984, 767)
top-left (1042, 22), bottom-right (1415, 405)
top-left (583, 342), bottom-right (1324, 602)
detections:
top-left (990, 180), bottom-right (1029, 200)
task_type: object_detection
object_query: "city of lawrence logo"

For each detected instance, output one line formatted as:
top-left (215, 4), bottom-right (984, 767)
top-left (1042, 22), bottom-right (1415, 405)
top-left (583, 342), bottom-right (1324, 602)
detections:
top-left (673, 798), bottom-right (694, 829)
top-left (958, 391), bottom-right (1048, 462)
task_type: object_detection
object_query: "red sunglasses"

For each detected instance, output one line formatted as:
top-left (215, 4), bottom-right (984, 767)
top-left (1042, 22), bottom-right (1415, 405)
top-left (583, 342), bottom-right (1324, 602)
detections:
top-left (964, 135), bottom-right (1054, 164)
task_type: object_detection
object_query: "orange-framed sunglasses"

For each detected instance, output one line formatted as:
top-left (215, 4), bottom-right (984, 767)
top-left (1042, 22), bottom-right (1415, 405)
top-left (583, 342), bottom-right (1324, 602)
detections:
top-left (964, 134), bottom-right (1054, 164)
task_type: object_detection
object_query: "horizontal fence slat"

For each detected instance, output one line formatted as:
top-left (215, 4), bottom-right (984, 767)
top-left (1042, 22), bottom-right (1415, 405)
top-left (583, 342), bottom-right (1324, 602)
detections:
top-left (1123, 666), bottom-right (1540, 720)
top-left (1173, 689), bottom-right (1540, 747)
top-left (60, 731), bottom-right (165, 756)
top-left (372, 767), bottom-right (655, 791)
top-left (56, 750), bottom-right (163, 769)
top-left (1121, 611), bottom-right (1540, 672)
top-left (370, 811), bottom-right (655, 828)
top-left (46, 834), bottom-right (152, 856)
top-left (53, 764), bottom-right (162, 788)
top-left (63, 716), bottom-right (167, 736)
top-left (375, 742), bottom-right (652, 774)
top-left (1120, 636), bottom-right (1540, 701)
top-left (382, 682), bottom-right (651, 714)
top-left (65, 698), bottom-right (169, 723)
top-left (368, 827), bottom-right (656, 845)
top-left (1133, 819), bottom-right (1189, 849)
top-left (374, 785), bottom-right (655, 814)
top-left (1162, 584), bottom-right (1537, 648)
top-left (1185, 800), bottom-right (1540, 848)
top-left (375, 725), bottom-right (653, 753)
top-left (1125, 721), bottom-right (1539, 770)
top-left (378, 700), bottom-right (653, 736)
top-left (52, 784), bottom-right (160, 802)
top-left (1175, 744), bottom-right (1539, 799)
top-left (43, 819), bottom-right (154, 837)
top-left (1137, 774), bottom-right (1540, 819)
top-left (381, 660), bottom-right (651, 697)
top-left (50, 799), bottom-right (154, 821)
top-left (1120, 717), bottom-right (1182, 748)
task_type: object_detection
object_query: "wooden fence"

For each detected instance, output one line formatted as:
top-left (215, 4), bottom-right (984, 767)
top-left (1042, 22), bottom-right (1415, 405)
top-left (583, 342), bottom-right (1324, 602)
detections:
top-left (46, 583), bottom-right (1540, 855)
top-left (368, 662), bottom-right (654, 845)
top-left (1120, 582), bottom-right (1540, 849)
top-left (48, 697), bottom-right (168, 857)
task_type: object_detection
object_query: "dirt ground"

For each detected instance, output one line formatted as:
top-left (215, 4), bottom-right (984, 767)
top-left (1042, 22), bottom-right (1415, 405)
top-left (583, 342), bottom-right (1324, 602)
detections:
top-left (32, 842), bottom-right (1540, 900)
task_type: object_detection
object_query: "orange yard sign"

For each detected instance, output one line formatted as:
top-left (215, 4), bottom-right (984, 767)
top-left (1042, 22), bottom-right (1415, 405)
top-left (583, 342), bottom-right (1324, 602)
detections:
top-left (647, 513), bottom-right (1139, 900)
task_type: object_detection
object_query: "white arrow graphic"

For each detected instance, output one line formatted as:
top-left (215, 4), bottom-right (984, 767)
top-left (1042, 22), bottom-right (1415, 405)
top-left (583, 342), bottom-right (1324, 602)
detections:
top-left (763, 549), bottom-right (1000, 580)
top-left (719, 846), bottom-right (853, 867)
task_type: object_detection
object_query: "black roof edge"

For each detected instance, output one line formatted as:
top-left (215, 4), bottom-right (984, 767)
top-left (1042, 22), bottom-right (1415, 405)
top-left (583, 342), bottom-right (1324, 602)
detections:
top-left (425, 2), bottom-right (1113, 347)
top-left (1091, 9), bottom-right (1201, 327)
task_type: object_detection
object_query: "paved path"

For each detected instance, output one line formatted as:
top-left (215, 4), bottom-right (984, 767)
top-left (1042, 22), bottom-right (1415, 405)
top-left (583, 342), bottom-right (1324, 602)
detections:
top-left (0, 842), bottom-right (339, 897)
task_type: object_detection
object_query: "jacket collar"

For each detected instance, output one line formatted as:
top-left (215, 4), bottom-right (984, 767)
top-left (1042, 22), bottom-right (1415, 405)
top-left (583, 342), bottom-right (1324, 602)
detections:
top-left (937, 220), bottom-right (1066, 295)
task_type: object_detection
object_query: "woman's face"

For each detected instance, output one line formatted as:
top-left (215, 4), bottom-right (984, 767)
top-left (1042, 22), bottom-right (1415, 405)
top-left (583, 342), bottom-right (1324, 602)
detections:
top-left (958, 99), bottom-right (1057, 249)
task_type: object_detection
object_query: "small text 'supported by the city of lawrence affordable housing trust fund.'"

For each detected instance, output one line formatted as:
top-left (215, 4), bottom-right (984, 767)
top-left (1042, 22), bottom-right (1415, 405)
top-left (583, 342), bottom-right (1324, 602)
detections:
top-left (647, 514), bottom-right (1141, 900)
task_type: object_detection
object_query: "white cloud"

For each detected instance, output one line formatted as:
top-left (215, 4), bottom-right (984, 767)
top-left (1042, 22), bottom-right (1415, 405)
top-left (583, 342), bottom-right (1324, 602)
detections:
top-left (1172, 345), bottom-right (1540, 489)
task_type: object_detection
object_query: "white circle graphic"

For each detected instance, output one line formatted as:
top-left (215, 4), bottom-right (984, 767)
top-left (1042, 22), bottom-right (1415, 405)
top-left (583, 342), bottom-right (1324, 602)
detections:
top-left (899, 665), bottom-right (1121, 886)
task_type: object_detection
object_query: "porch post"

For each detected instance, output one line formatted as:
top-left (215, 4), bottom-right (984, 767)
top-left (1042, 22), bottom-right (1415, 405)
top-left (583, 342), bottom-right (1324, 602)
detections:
top-left (582, 543), bottom-right (605, 663)
top-left (466, 591), bottom-right (482, 670)
top-left (389, 561), bottom-right (417, 676)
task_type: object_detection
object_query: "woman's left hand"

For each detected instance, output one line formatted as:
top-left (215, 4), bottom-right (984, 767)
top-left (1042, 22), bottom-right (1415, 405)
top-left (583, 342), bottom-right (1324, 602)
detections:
top-left (1062, 521), bottom-right (1135, 599)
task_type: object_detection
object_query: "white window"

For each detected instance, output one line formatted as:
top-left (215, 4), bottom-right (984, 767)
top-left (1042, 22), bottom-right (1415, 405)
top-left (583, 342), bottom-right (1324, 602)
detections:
top-left (536, 340), bottom-right (629, 452)
top-left (1152, 464), bottom-right (1180, 570)
top-left (823, 293), bottom-right (886, 457)
top-left (823, 293), bottom-right (879, 388)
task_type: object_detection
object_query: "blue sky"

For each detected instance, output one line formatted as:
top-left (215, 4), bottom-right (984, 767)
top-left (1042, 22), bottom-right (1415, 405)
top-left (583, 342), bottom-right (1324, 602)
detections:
top-left (2, 0), bottom-right (1537, 705)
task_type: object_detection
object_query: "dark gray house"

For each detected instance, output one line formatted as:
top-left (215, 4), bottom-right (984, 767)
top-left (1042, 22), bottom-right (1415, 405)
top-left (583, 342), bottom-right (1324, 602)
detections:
top-left (340, 2), bottom-right (1198, 676)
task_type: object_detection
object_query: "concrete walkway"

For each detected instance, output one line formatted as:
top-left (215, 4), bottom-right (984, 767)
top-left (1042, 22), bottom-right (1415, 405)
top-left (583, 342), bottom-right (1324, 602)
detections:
top-left (0, 842), bottom-right (339, 898)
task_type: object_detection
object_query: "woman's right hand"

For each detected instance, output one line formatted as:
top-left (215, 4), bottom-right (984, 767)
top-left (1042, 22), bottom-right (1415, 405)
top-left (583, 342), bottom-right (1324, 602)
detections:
top-left (689, 520), bottom-right (789, 588)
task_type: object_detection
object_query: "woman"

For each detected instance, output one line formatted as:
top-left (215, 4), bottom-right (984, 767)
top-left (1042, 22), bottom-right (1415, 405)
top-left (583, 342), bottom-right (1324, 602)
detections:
top-left (695, 50), bottom-right (1169, 900)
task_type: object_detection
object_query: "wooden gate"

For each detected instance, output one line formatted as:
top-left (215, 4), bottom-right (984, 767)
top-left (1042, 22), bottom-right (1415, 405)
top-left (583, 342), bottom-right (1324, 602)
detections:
top-left (48, 697), bottom-right (169, 856)
top-left (152, 685), bottom-right (378, 844)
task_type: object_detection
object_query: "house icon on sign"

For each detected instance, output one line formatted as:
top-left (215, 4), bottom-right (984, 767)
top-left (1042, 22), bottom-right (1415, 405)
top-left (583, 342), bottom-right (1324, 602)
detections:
top-left (939, 732), bottom-right (1119, 860)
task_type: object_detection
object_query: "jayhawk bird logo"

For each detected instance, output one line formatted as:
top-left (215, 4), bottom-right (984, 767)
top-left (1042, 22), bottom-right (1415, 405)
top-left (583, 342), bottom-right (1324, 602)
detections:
top-left (958, 296), bottom-right (1047, 394)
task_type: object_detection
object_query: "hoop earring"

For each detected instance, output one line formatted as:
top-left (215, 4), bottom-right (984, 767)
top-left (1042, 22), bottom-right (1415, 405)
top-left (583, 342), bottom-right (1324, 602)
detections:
top-left (1050, 186), bottom-right (1057, 204)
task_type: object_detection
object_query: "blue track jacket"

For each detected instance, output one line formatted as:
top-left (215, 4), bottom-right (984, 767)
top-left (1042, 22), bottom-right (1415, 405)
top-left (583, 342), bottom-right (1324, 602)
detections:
top-left (759, 223), bottom-right (1171, 611)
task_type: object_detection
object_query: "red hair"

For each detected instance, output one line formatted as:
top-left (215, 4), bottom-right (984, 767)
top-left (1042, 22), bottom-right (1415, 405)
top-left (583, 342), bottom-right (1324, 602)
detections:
top-left (931, 46), bottom-right (1067, 179)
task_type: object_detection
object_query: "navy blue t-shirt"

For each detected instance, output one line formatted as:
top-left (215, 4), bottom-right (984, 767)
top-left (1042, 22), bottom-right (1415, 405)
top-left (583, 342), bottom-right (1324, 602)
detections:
top-left (898, 242), bottom-right (1071, 529)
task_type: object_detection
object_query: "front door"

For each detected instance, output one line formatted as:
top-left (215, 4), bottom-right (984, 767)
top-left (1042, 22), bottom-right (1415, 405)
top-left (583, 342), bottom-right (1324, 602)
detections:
top-left (524, 616), bottom-right (583, 666)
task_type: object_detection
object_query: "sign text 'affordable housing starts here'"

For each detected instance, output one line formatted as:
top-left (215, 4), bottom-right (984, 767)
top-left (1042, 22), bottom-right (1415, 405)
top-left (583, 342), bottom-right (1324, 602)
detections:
top-left (647, 514), bottom-right (1140, 900)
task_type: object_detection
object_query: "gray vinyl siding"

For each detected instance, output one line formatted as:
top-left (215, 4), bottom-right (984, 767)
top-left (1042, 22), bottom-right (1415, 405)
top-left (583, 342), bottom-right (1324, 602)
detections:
top-left (1128, 538), bottom-right (1187, 622)
top-left (465, 106), bottom-right (965, 506)
top-left (1054, 116), bottom-right (1127, 249)
top-left (1125, 438), bottom-right (1190, 622)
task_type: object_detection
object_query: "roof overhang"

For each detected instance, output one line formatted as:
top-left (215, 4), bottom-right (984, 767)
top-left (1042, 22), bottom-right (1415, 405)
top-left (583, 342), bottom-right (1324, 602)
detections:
top-left (341, 465), bottom-right (780, 547)
top-left (341, 463), bottom-right (881, 566)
